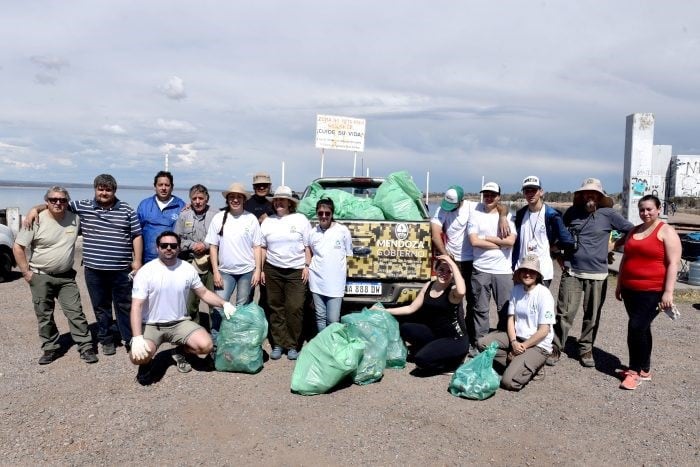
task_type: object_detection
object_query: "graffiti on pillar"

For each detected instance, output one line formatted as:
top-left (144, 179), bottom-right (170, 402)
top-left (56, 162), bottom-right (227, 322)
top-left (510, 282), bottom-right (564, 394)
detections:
top-left (679, 160), bottom-right (700, 196)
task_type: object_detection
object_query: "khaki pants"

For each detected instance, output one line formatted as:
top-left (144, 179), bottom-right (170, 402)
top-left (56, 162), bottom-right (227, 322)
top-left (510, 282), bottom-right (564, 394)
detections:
top-left (29, 271), bottom-right (92, 353)
top-left (553, 272), bottom-right (607, 355)
top-left (477, 331), bottom-right (547, 391)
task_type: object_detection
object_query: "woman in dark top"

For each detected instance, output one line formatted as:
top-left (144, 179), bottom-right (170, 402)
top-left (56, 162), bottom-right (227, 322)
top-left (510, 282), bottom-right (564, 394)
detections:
top-left (385, 255), bottom-right (468, 374)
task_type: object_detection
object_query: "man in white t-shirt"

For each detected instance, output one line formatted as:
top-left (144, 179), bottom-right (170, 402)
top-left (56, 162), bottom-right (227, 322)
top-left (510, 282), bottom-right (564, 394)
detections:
top-left (467, 182), bottom-right (517, 347)
top-left (129, 231), bottom-right (235, 385)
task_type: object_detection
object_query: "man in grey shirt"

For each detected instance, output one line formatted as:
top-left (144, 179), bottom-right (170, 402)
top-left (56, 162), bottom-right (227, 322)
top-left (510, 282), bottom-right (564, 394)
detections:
top-left (549, 178), bottom-right (634, 367)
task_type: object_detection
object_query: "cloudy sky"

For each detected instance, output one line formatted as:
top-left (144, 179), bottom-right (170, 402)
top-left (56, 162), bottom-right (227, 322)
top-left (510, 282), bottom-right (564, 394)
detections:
top-left (1, 1), bottom-right (698, 195)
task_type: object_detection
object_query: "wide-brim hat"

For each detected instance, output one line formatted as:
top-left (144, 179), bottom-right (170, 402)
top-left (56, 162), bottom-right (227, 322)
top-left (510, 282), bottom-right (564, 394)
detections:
top-left (221, 182), bottom-right (249, 201)
top-left (574, 177), bottom-right (613, 208)
top-left (252, 172), bottom-right (272, 184)
top-left (516, 254), bottom-right (542, 278)
top-left (268, 185), bottom-right (299, 205)
top-left (441, 185), bottom-right (464, 212)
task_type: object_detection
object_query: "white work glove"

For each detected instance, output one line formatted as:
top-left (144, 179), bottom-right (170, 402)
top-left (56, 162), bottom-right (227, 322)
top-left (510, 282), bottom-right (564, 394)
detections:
top-left (223, 302), bottom-right (236, 320)
top-left (130, 335), bottom-right (150, 360)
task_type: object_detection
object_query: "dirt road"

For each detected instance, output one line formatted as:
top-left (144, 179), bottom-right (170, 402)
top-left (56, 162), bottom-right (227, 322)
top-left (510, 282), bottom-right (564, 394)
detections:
top-left (0, 258), bottom-right (697, 465)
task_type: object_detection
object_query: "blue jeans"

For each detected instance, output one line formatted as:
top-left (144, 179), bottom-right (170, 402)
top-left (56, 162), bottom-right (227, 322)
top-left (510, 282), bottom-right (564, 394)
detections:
top-left (84, 267), bottom-right (133, 346)
top-left (312, 293), bottom-right (343, 332)
top-left (211, 270), bottom-right (254, 344)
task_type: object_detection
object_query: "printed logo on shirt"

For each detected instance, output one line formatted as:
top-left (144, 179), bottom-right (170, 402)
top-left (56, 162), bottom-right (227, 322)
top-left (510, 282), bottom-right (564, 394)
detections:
top-left (185, 221), bottom-right (194, 227)
top-left (170, 214), bottom-right (179, 221)
top-left (545, 310), bottom-right (553, 319)
top-left (334, 239), bottom-right (342, 249)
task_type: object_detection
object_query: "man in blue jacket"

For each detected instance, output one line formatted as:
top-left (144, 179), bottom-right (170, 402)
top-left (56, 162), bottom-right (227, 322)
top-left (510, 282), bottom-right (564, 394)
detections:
top-left (137, 171), bottom-right (186, 263)
top-left (512, 175), bottom-right (574, 287)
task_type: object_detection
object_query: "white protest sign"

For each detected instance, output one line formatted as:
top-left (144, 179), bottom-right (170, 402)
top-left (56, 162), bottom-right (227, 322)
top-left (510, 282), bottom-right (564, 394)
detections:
top-left (315, 114), bottom-right (366, 152)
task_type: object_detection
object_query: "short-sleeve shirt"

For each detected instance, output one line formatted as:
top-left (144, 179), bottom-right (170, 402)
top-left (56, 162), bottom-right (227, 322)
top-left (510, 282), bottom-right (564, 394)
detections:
top-left (431, 201), bottom-right (476, 262)
top-left (508, 283), bottom-right (555, 353)
top-left (308, 222), bottom-right (353, 297)
top-left (205, 211), bottom-right (262, 275)
top-left (132, 258), bottom-right (203, 323)
top-left (261, 213), bottom-right (311, 269)
top-left (514, 208), bottom-right (554, 281)
top-left (15, 210), bottom-right (80, 274)
top-left (468, 205), bottom-right (516, 274)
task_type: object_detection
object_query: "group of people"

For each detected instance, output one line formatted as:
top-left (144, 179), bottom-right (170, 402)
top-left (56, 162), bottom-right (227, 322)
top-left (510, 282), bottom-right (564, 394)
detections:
top-left (13, 171), bottom-right (680, 392)
top-left (415, 175), bottom-right (679, 391)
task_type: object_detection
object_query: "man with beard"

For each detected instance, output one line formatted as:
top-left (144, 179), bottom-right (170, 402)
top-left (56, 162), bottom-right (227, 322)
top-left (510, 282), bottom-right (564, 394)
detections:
top-left (548, 178), bottom-right (633, 367)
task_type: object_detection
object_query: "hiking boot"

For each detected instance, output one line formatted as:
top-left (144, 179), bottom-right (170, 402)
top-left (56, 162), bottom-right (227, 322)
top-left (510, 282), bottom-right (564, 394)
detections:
top-left (136, 362), bottom-right (154, 386)
top-left (172, 347), bottom-right (192, 373)
top-left (38, 350), bottom-right (59, 365)
top-left (80, 349), bottom-right (99, 364)
top-left (270, 346), bottom-right (283, 360)
top-left (102, 342), bottom-right (116, 356)
top-left (580, 350), bottom-right (595, 367)
top-left (287, 348), bottom-right (299, 360)
top-left (620, 371), bottom-right (640, 390)
top-left (545, 346), bottom-right (560, 366)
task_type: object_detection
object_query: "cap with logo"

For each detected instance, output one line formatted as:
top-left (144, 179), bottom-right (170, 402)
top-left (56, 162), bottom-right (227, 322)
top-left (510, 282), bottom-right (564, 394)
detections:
top-left (522, 175), bottom-right (541, 190)
top-left (480, 182), bottom-right (501, 194)
top-left (441, 185), bottom-right (464, 211)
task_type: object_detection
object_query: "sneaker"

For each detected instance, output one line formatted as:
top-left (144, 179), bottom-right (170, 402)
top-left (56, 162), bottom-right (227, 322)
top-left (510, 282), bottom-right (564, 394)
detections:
top-left (639, 369), bottom-right (652, 381)
top-left (579, 350), bottom-right (595, 367)
top-left (172, 348), bottom-right (192, 373)
top-left (620, 371), bottom-right (640, 390)
top-left (80, 349), bottom-right (99, 364)
top-left (545, 347), bottom-right (561, 366)
top-left (38, 350), bottom-right (59, 365)
top-left (287, 348), bottom-right (299, 360)
top-left (136, 362), bottom-right (154, 386)
top-left (618, 368), bottom-right (652, 381)
top-left (270, 346), bottom-right (283, 360)
top-left (102, 342), bottom-right (116, 356)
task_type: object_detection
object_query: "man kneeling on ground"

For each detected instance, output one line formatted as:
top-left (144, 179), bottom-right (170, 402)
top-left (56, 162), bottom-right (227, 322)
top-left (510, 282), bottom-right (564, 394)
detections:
top-left (129, 231), bottom-right (235, 385)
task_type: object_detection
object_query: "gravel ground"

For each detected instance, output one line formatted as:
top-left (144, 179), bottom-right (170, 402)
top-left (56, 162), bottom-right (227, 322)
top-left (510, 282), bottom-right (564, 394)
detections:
top-left (0, 252), bottom-right (698, 466)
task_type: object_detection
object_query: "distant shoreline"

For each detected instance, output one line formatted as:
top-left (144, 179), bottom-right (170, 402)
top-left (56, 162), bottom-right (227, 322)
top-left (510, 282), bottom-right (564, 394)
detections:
top-left (0, 179), bottom-right (151, 190)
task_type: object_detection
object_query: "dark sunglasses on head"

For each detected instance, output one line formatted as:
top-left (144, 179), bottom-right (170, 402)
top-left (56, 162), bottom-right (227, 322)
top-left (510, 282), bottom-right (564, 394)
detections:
top-left (47, 197), bottom-right (68, 204)
top-left (158, 242), bottom-right (179, 250)
top-left (316, 211), bottom-right (332, 217)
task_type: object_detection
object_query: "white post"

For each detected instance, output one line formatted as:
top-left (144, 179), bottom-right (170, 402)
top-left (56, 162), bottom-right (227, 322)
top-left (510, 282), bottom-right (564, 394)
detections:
top-left (281, 161), bottom-right (286, 186)
top-left (366, 167), bottom-right (370, 177)
top-left (481, 175), bottom-right (484, 202)
top-left (425, 171), bottom-right (430, 206)
top-left (353, 152), bottom-right (357, 176)
top-left (165, 153), bottom-right (169, 172)
top-left (320, 148), bottom-right (325, 177)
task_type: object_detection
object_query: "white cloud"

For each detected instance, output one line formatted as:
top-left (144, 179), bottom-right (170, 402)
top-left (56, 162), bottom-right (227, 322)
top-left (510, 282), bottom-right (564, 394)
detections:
top-left (30, 55), bottom-right (69, 71)
top-left (101, 124), bottom-right (127, 135)
top-left (160, 76), bottom-right (186, 100)
top-left (34, 73), bottom-right (57, 85)
top-left (155, 118), bottom-right (196, 132)
top-left (0, 156), bottom-right (46, 169)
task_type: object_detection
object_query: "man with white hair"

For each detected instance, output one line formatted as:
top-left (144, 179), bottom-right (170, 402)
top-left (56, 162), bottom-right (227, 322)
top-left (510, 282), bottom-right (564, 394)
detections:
top-left (548, 178), bottom-right (633, 368)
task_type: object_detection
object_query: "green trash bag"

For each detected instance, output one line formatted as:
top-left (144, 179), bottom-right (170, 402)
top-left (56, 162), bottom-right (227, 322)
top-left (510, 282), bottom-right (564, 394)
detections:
top-left (448, 341), bottom-right (501, 400)
top-left (290, 323), bottom-right (365, 395)
top-left (373, 171), bottom-right (423, 221)
top-left (343, 317), bottom-right (389, 385)
top-left (343, 305), bottom-right (407, 369)
top-left (215, 303), bottom-right (268, 374)
top-left (298, 182), bottom-right (324, 218)
top-left (343, 197), bottom-right (385, 220)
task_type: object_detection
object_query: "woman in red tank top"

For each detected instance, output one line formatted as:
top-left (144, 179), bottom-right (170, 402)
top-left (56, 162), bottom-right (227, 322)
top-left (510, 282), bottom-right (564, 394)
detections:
top-left (615, 195), bottom-right (681, 390)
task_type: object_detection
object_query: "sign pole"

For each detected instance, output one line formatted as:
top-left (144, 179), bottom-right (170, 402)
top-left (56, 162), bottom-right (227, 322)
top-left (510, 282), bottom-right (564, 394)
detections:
top-left (281, 161), bottom-right (285, 186)
top-left (426, 171), bottom-right (430, 206)
top-left (320, 148), bottom-right (325, 177)
top-left (353, 152), bottom-right (357, 176)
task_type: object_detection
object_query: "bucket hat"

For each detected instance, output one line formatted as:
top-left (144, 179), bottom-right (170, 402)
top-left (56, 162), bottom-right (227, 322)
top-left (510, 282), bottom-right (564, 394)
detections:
top-left (222, 182), bottom-right (249, 201)
top-left (252, 172), bottom-right (272, 184)
top-left (269, 185), bottom-right (299, 205)
top-left (516, 254), bottom-right (542, 278)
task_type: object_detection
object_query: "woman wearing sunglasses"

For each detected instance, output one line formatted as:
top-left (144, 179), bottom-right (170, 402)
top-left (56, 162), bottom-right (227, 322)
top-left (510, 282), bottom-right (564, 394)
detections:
top-left (381, 255), bottom-right (468, 375)
top-left (307, 198), bottom-right (353, 332)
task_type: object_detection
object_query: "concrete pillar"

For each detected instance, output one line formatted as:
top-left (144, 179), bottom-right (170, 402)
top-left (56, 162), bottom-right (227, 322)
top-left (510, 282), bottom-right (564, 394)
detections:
top-left (621, 113), bottom-right (655, 225)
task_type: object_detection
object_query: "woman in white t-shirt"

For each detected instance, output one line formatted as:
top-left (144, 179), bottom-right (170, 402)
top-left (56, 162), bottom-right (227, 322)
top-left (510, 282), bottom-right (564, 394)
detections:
top-left (205, 182), bottom-right (263, 341)
top-left (476, 254), bottom-right (555, 391)
top-left (308, 198), bottom-right (353, 332)
top-left (260, 186), bottom-right (311, 361)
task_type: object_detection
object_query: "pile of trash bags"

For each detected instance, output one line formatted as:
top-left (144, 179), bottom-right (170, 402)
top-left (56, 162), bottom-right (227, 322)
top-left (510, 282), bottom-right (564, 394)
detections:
top-left (290, 305), bottom-right (407, 395)
top-left (298, 171), bottom-right (424, 221)
top-left (215, 303), bottom-right (268, 374)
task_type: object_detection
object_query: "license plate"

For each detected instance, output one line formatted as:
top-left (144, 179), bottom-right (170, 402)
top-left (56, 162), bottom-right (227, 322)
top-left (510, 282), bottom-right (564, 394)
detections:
top-left (345, 282), bottom-right (382, 295)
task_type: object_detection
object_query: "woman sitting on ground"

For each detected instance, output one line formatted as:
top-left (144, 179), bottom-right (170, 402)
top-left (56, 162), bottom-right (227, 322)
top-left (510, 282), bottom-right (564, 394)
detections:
top-left (382, 255), bottom-right (469, 374)
top-left (477, 254), bottom-right (554, 391)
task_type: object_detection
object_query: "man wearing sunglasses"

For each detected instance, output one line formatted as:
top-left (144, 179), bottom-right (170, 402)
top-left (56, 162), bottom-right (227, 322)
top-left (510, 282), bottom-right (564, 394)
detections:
top-left (13, 186), bottom-right (97, 365)
top-left (244, 172), bottom-right (274, 224)
top-left (129, 231), bottom-right (235, 385)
